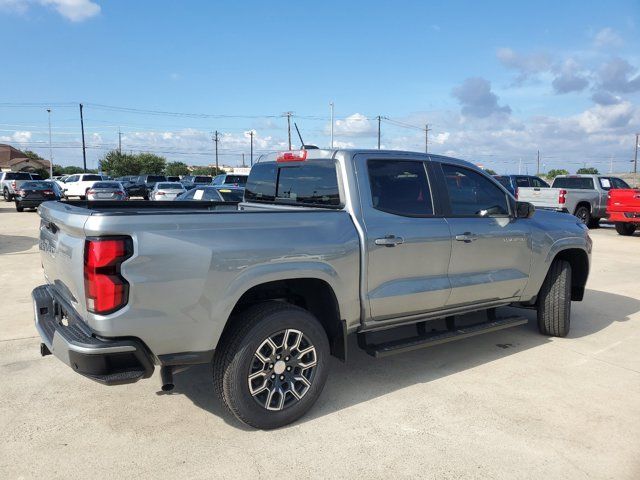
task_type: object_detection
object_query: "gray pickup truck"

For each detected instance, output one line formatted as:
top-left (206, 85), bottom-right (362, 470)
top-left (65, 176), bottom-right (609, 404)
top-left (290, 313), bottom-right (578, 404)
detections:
top-left (518, 174), bottom-right (630, 227)
top-left (33, 149), bottom-right (591, 429)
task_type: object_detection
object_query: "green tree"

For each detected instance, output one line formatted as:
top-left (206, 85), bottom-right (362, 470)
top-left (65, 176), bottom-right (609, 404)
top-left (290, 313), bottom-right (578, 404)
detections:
top-left (23, 150), bottom-right (45, 161)
top-left (99, 151), bottom-right (143, 177)
top-left (61, 166), bottom-right (89, 175)
top-left (190, 166), bottom-right (223, 176)
top-left (137, 153), bottom-right (166, 174)
top-left (576, 167), bottom-right (599, 174)
top-left (33, 168), bottom-right (50, 179)
top-left (165, 161), bottom-right (190, 177)
top-left (545, 169), bottom-right (569, 180)
top-left (484, 168), bottom-right (497, 175)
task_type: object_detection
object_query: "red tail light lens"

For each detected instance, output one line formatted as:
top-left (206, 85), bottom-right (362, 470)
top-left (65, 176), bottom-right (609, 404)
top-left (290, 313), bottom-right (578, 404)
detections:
top-left (43, 190), bottom-right (54, 195)
top-left (18, 189), bottom-right (26, 196)
top-left (559, 189), bottom-right (567, 205)
top-left (84, 237), bottom-right (133, 314)
top-left (277, 150), bottom-right (308, 162)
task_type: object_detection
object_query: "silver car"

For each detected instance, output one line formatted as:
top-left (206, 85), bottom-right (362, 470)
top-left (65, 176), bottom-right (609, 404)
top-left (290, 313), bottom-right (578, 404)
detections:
top-left (150, 182), bottom-right (186, 200)
top-left (86, 181), bottom-right (128, 201)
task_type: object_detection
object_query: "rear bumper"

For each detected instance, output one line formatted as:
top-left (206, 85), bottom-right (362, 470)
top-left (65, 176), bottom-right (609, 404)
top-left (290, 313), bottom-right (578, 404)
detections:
top-left (608, 211), bottom-right (640, 223)
top-left (16, 198), bottom-right (50, 207)
top-left (32, 284), bottom-right (154, 386)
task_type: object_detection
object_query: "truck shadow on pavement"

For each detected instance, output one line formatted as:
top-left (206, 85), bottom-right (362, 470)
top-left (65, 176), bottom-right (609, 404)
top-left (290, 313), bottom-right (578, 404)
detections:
top-left (0, 235), bottom-right (39, 254)
top-left (171, 288), bottom-right (638, 430)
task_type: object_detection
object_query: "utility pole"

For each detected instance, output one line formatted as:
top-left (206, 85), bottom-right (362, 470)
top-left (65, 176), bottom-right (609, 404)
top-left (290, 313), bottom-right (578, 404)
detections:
top-left (634, 133), bottom-right (639, 187)
top-left (284, 112), bottom-right (293, 150)
top-left (213, 130), bottom-right (220, 172)
top-left (425, 124), bottom-right (431, 153)
top-left (118, 128), bottom-right (122, 154)
top-left (79, 103), bottom-right (87, 172)
top-left (242, 153), bottom-right (246, 167)
top-left (536, 150), bottom-right (540, 175)
top-left (377, 115), bottom-right (381, 150)
top-left (46, 108), bottom-right (53, 178)
top-left (249, 130), bottom-right (254, 166)
top-left (518, 158), bottom-right (522, 175)
top-left (329, 102), bottom-right (334, 148)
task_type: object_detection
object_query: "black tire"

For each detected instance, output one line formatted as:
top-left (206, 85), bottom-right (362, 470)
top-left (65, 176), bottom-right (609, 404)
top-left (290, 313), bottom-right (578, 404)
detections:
top-left (16, 204), bottom-right (24, 212)
top-left (213, 301), bottom-right (330, 429)
top-left (574, 205), bottom-right (591, 226)
top-left (79, 196), bottom-right (86, 200)
top-left (615, 222), bottom-right (636, 236)
top-left (587, 217), bottom-right (600, 229)
top-left (537, 259), bottom-right (572, 337)
top-left (3, 188), bottom-right (11, 202)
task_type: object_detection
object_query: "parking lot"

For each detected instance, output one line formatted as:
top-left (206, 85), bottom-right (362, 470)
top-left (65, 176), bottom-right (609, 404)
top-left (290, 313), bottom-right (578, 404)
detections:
top-left (1, 200), bottom-right (639, 479)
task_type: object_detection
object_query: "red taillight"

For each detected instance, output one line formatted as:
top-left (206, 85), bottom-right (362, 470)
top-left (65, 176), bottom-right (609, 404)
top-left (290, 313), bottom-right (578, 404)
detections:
top-left (156, 191), bottom-right (165, 195)
top-left (84, 238), bottom-right (133, 314)
top-left (43, 190), bottom-right (54, 195)
top-left (277, 150), bottom-right (308, 162)
top-left (11, 180), bottom-right (16, 189)
top-left (18, 189), bottom-right (26, 196)
top-left (115, 191), bottom-right (124, 196)
top-left (87, 189), bottom-right (95, 195)
top-left (559, 189), bottom-right (567, 205)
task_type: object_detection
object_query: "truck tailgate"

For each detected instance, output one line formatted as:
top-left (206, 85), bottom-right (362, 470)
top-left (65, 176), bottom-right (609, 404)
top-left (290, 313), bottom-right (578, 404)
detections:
top-left (38, 202), bottom-right (90, 317)
top-left (608, 189), bottom-right (640, 213)
top-left (517, 187), bottom-right (563, 209)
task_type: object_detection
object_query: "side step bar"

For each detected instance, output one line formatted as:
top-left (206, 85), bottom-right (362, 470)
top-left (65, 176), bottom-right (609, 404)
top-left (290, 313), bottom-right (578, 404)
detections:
top-left (358, 315), bottom-right (528, 358)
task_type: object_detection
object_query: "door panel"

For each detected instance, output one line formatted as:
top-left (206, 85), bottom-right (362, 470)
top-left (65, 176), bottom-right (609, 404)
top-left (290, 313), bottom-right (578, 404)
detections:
top-left (355, 155), bottom-right (452, 322)
top-left (438, 163), bottom-right (532, 306)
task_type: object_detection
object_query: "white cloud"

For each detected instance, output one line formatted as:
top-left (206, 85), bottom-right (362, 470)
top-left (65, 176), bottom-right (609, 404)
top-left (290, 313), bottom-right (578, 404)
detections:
top-left (0, 0), bottom-right (100, 21)
top-left (593, 27), bottom-right (624, 48)
top-left (0, 130), bottom-right (32, 143)
top-left (331, 113), bottom-right (377, 137)
top-left (551, 59), bottom-right (589, 94)
top-left (497, 47), bottom-right (551, 84)
top-left (451, 77), bottom-right (511, 119)
top-left (576, 101), bottom-right (635, 133)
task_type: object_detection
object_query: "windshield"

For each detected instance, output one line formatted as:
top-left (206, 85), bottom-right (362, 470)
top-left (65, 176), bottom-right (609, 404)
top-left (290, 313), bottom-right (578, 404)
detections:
top-left (146, 175), bottom-right (166, 183)
top-left (224, 175), bottom-right (248, 185)
top-left (217, 188), bottom-right (244, 202)
top-left (21, 181), bottom-right (51, 189)
top-left (82, 174), bottom-right (102, 181)
top-left (157, 183), bottom-right (184, 189)
top-left (194, 176), bottom-right (212, 183)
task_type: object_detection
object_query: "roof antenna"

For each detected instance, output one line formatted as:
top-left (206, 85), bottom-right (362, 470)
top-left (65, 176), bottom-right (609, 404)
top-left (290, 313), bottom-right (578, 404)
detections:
top-left (294, 122), bottom-right (318, 150)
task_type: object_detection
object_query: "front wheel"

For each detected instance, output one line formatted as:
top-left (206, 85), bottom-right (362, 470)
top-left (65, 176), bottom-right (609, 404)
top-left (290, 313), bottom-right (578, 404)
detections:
top-left (213, 301), bottom-right (330, 429)
top-left (537, 259), bottom-right (572, 337)
top-left (3, 188), bottom-right (11, 202)
top-left (15, 203), bottom-right (24, 212)
top-left (615, 222), bottom-right (636, 236)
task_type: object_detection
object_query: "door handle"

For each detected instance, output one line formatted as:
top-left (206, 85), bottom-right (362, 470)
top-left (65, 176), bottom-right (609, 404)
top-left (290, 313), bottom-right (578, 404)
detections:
top-left (455, 232), bottom-right (478, 243)
top-left (375, 235), bottom-right (405, 247)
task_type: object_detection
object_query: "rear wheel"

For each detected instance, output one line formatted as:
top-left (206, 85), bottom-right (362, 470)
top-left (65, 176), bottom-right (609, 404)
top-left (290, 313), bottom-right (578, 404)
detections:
top-left (615, 222), bottom-right (636, 236)
top-left (537, 259), bottom-right (572, 337)
top-left (574, 205), bottom-right (591, 226)
top-left (213, 301), bottom-right (330, 429)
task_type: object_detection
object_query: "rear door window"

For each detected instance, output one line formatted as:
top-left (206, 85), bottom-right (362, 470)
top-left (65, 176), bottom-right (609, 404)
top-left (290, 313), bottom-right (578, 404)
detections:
top-left (367, 160), bottom-right (433, 216)
top-left (442, 164), bottom-right (509, 217)
top-left (610, 177), bottom-right (630, 189)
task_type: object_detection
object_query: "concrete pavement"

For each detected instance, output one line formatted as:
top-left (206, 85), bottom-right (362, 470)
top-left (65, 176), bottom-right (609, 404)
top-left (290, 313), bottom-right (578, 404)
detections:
top-left (1, 201), bottom-right (638, 479)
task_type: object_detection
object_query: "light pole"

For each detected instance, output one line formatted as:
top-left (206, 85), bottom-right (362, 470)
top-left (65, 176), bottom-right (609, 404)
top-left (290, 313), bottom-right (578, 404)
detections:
top-left (329, 102), bottom-right (334, 149)
top-left (46, 108), bottom-right (53, 178)
top-left (633, 132), bottom-right (639, 187)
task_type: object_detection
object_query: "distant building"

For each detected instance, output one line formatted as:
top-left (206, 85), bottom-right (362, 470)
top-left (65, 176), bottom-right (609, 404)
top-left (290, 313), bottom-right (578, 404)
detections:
top-left (0, 144), bottom-right (51, 172)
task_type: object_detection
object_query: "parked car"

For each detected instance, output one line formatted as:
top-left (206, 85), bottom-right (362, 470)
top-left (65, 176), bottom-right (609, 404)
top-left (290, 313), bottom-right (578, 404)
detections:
top-left (86, 181), bottom-right (129, 201)
top-left (212, 173), bottom-right (248, 187)
top-left (149, 182), bottom-right (186, 200)
top-left (517, 174), bottom-right (630, 227)
top-left (607, 188), bottom-right (640, 236)
top-left (493, 174), bottom-right (549, 196)
top-left (33, 149), bottom-right (591, 429)
top-left (166, 176), bottom-right (181, 182)
top-left (1, 171), bottom-right (40, 201)
top-left (14, 180), bottom-right (61, 211)
top-left (61, 173), bottom-right (106, 199)
top-left (128, 174), bottom-right (167, 199)
top-left (181, 175), bottom-right (213, 190)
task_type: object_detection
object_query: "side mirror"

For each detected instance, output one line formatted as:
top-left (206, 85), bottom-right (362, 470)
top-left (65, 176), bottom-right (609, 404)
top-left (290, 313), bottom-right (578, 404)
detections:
top-left (515, 201), bottom-right (535, 219)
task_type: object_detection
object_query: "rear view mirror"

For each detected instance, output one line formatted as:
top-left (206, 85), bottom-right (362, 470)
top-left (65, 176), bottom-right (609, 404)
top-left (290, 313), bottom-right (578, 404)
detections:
top-left (515, 201), bottom-right (535, 219)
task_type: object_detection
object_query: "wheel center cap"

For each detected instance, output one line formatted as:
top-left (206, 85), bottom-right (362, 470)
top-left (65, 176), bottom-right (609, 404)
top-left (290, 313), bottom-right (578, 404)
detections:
top-left (274, 360), bottom-right (286, 375)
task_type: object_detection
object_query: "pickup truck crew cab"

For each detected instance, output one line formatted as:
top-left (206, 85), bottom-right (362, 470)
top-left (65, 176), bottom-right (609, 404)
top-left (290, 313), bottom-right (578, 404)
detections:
top-left (33, 149), bottom-right (591, 429)
top-left (518, 174), bottom-right (630, 227)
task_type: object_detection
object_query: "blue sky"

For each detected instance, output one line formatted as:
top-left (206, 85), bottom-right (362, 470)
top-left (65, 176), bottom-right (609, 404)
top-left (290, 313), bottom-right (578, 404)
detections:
top-left (0, 0), bottom-right (639, 173)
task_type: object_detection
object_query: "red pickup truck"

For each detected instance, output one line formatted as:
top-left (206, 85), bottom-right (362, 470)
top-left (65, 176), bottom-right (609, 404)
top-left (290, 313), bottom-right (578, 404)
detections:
top-left (607, 189), bottom-right (640, 236)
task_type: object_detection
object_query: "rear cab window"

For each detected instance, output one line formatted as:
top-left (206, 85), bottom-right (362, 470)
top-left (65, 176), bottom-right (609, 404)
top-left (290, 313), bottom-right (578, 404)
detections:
top-left (245, 161), bottom-right (341, 208)
top-left (552, 177), bottom-right (595, 189)
top-left (82, 174), bottom-right (102, 181)
top-left (5, 172), bottom-right (32, 180)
